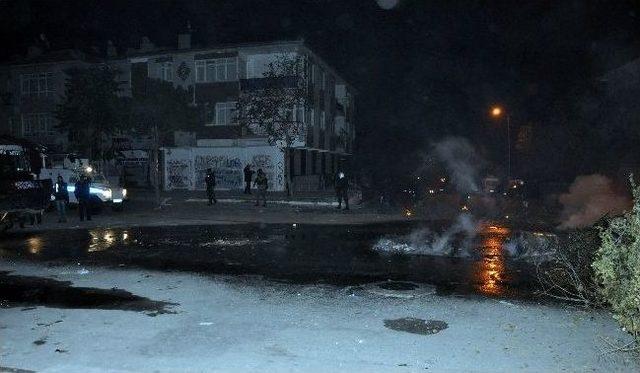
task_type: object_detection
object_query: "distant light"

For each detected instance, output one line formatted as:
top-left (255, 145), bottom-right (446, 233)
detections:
top-left (489, 189), bottom-right (495, 193)
top-left (505, 215), bottom-right (510, 219)
top-left (417, 176), bottom-right (421, 180)
top-left (491, 107), bottom-right (502, 117)
top-left (404, 209), bottom-right (413, 217)
top-left (461, 205), bottom-right (469, 211)
top-left (440, 177), bottom-right (446, 183)
top-left (428, 189), bottom-right (435, 194)
top-left (85, 166), bottom-right (93, 173)
top-left (292, 223), bottom-right (297, 228)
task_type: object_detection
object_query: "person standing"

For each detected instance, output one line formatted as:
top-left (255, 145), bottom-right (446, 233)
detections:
top-left (254, 169), bottom-right (268, 207)
top-left (335, 171), bottom-right (349, 210)
top-left (53, 175), bottom-right (69, 223)
top-left (243, 164), bottom-right (254, 194)
top-left (75, 174), bottom-right (92, 221)
top-left (205, 168), bottom-right (217, 205)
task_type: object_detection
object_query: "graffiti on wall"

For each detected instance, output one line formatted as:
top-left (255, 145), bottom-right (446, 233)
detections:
top-left (194, 155), bottom-right (242, 190)
top-left (167, 159), bottom-right (191, 189)
top-left (163, 146), bottom-right (285, 191)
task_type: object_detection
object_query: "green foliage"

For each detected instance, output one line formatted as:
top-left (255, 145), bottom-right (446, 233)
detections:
top-left (593, 175), bottom-right (640, 341)
top-left (56, 66), bottom-right (127, 160)
top-left (129, 78), bottom-right (198, 144)
top-left (235, 53), bottom-right (309, 148)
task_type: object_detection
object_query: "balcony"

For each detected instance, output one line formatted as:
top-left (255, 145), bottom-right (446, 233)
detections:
top-left (240, 76), bottom-right (299, 91)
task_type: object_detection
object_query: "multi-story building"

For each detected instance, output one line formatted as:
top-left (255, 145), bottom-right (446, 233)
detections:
top-left (0, 48), bottom-right (102, 151)
top-left (0, 34), bottom-right (355, 192)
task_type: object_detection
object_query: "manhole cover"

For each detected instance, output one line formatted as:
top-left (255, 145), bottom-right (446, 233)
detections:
top-left (362, 281), bottom-right (435, 298)
top-left (384, 317), bottom-right (448, 335)
top-left (377, 281), bottom-right (418, 291)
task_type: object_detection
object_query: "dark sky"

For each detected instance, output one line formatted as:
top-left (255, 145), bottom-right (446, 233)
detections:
top-left (2, 0), bottom-right (640, 184)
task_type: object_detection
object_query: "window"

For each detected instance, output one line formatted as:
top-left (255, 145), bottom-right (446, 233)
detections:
top-left (296, 105), bottom-right (305, 123)
top-left (159, 62), bottom-right (173, 82)
top-left (22, 113), bottom-right (56, 137)
top-left (214, 102), bottom-right (237, 126)
top-left (21, 73), bottom-right (54, 96)
top-left (195, 57), bottom-right (238, 83)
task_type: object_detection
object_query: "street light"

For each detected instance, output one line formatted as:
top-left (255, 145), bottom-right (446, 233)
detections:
top-left (490, 106), bottom-right (511, 182)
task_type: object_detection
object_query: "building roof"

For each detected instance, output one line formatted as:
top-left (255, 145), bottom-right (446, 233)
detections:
top-left (3, 49), bottom-right (101, 66)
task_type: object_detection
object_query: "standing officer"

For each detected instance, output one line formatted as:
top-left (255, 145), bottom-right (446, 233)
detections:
top-left (205, 168), bottom-right (217, 205)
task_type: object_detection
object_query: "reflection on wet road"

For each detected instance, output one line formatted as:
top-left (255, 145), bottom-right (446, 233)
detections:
top-left (474, 224), bottom-right (510, 296)
top-left (1, 222), bottom-right (537, 299)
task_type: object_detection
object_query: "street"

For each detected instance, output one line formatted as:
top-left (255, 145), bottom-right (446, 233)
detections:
top-left (1, 221), bottom-right (638, 372)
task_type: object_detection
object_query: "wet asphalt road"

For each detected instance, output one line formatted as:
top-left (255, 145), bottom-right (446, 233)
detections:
top-left (0, 222), bottom-right (537, 300)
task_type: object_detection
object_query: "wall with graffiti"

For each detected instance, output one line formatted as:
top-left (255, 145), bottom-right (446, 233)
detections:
top-left (163, 146), bottom-right (285, 191)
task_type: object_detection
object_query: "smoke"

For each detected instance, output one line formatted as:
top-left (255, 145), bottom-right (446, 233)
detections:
top-left (373, 213), bottom-right (478, 256)
top-left (432, 137), bottom-right (482, 194)
top-left (558, 174), bottom-right (631, 229)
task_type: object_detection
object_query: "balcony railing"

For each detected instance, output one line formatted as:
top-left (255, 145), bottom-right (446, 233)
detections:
top-left (240, 76), bottom-right (299, 91)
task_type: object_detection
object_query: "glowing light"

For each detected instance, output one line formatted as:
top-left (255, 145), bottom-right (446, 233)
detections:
top-left (404, 209), bottom-right (413, 217)
top-left (85, 166), bottom-right (93, 173)
top-left (27, 237), bottom-right (43, 254)
top-left (122, 189), bottom-right (127, 197)
top-left (428, 189), bottom-right (435, 194)
top-left (491, 106), bottom-right (502, 117)
top-left (461, 205), bottom-right (469, 211)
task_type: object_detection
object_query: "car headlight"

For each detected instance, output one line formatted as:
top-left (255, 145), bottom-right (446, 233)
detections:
top-left (90, 187), bottom-right (112, 199)
top-left (122, 188), bottom-right (127, 198)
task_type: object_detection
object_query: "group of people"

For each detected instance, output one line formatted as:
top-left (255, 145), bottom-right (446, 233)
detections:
top-left (205, 164), bottom-right (350, 210)
top-left (52, 174), bottom-right (93, 223)
top-left (205, 164), bottom-right (269, 207)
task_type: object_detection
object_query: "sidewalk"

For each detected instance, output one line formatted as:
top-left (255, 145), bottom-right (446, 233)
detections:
top-left (17, 193), bottom-right (407, 232)
top-left (132, 189), bottom-right (341, 204)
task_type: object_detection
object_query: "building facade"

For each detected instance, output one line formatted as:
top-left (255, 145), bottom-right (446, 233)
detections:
top-left (0, 36), bottom-right (356, 192)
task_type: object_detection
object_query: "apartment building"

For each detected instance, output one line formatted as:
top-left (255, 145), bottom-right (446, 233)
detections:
top-left (0, 34), bottom-right (355, 192)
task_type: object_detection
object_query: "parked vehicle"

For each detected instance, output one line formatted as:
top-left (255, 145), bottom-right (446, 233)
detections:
top-left (66, 173), bottom-right (128, 211)
top-left (40, 155), bottom-right (128, 211)
top-left (0, 136), bottom-right (51, 232)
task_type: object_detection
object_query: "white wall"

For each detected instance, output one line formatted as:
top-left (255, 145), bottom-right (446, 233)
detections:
top-left (163, 146), bottom-right (285, 191)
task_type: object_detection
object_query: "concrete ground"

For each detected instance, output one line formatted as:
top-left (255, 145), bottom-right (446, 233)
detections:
top-left (1, 261), bottom-right (638, 373)
top-left (21, 193), bottom-right (405, 232)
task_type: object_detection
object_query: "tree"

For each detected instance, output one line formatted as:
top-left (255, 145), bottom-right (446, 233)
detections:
top-left (130, 78), bottom-right (198, 206)
top-left (56, 65), bottom-right (127, 168)
top-left (235, 53), bottom-right (309, 195)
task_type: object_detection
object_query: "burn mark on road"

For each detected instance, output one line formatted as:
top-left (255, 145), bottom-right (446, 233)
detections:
top-left (384, 317), bottom-right (448, 335)
top-left (0, 272), bottom-right (177, 315)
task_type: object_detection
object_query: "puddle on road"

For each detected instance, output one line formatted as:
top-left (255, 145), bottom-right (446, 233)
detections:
top-left (384, 317), bottom-right (448, 335)
top-left (0, 222), bottom-right (549, 300)
top-left (0, 271), bottom-right (177, 316)
top-left (377, 281), bottom-right (419, 291)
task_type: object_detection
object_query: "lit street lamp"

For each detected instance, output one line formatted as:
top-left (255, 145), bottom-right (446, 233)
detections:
top-left (490, 106), bottom-right (511, 182)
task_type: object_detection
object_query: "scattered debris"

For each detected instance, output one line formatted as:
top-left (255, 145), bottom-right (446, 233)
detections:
top-left (384, 317), bottom-right (448, 335)
top-left (32, 338), bottom-right (46, 346)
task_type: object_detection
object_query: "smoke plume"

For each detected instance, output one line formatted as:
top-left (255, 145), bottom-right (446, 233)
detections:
top-left (432, 137), bottom-right (483, 194)
top-left (558, 174), bottom-right (631, 229)
top-left (373, 213), bottom-right (478, 256)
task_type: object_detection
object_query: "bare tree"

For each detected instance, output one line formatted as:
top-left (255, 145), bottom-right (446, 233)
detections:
top-left (236, 53), bottom-right (310, 195)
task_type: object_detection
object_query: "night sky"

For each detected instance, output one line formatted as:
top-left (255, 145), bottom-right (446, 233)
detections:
top-left (3, 0), bottom-right (640, 186)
